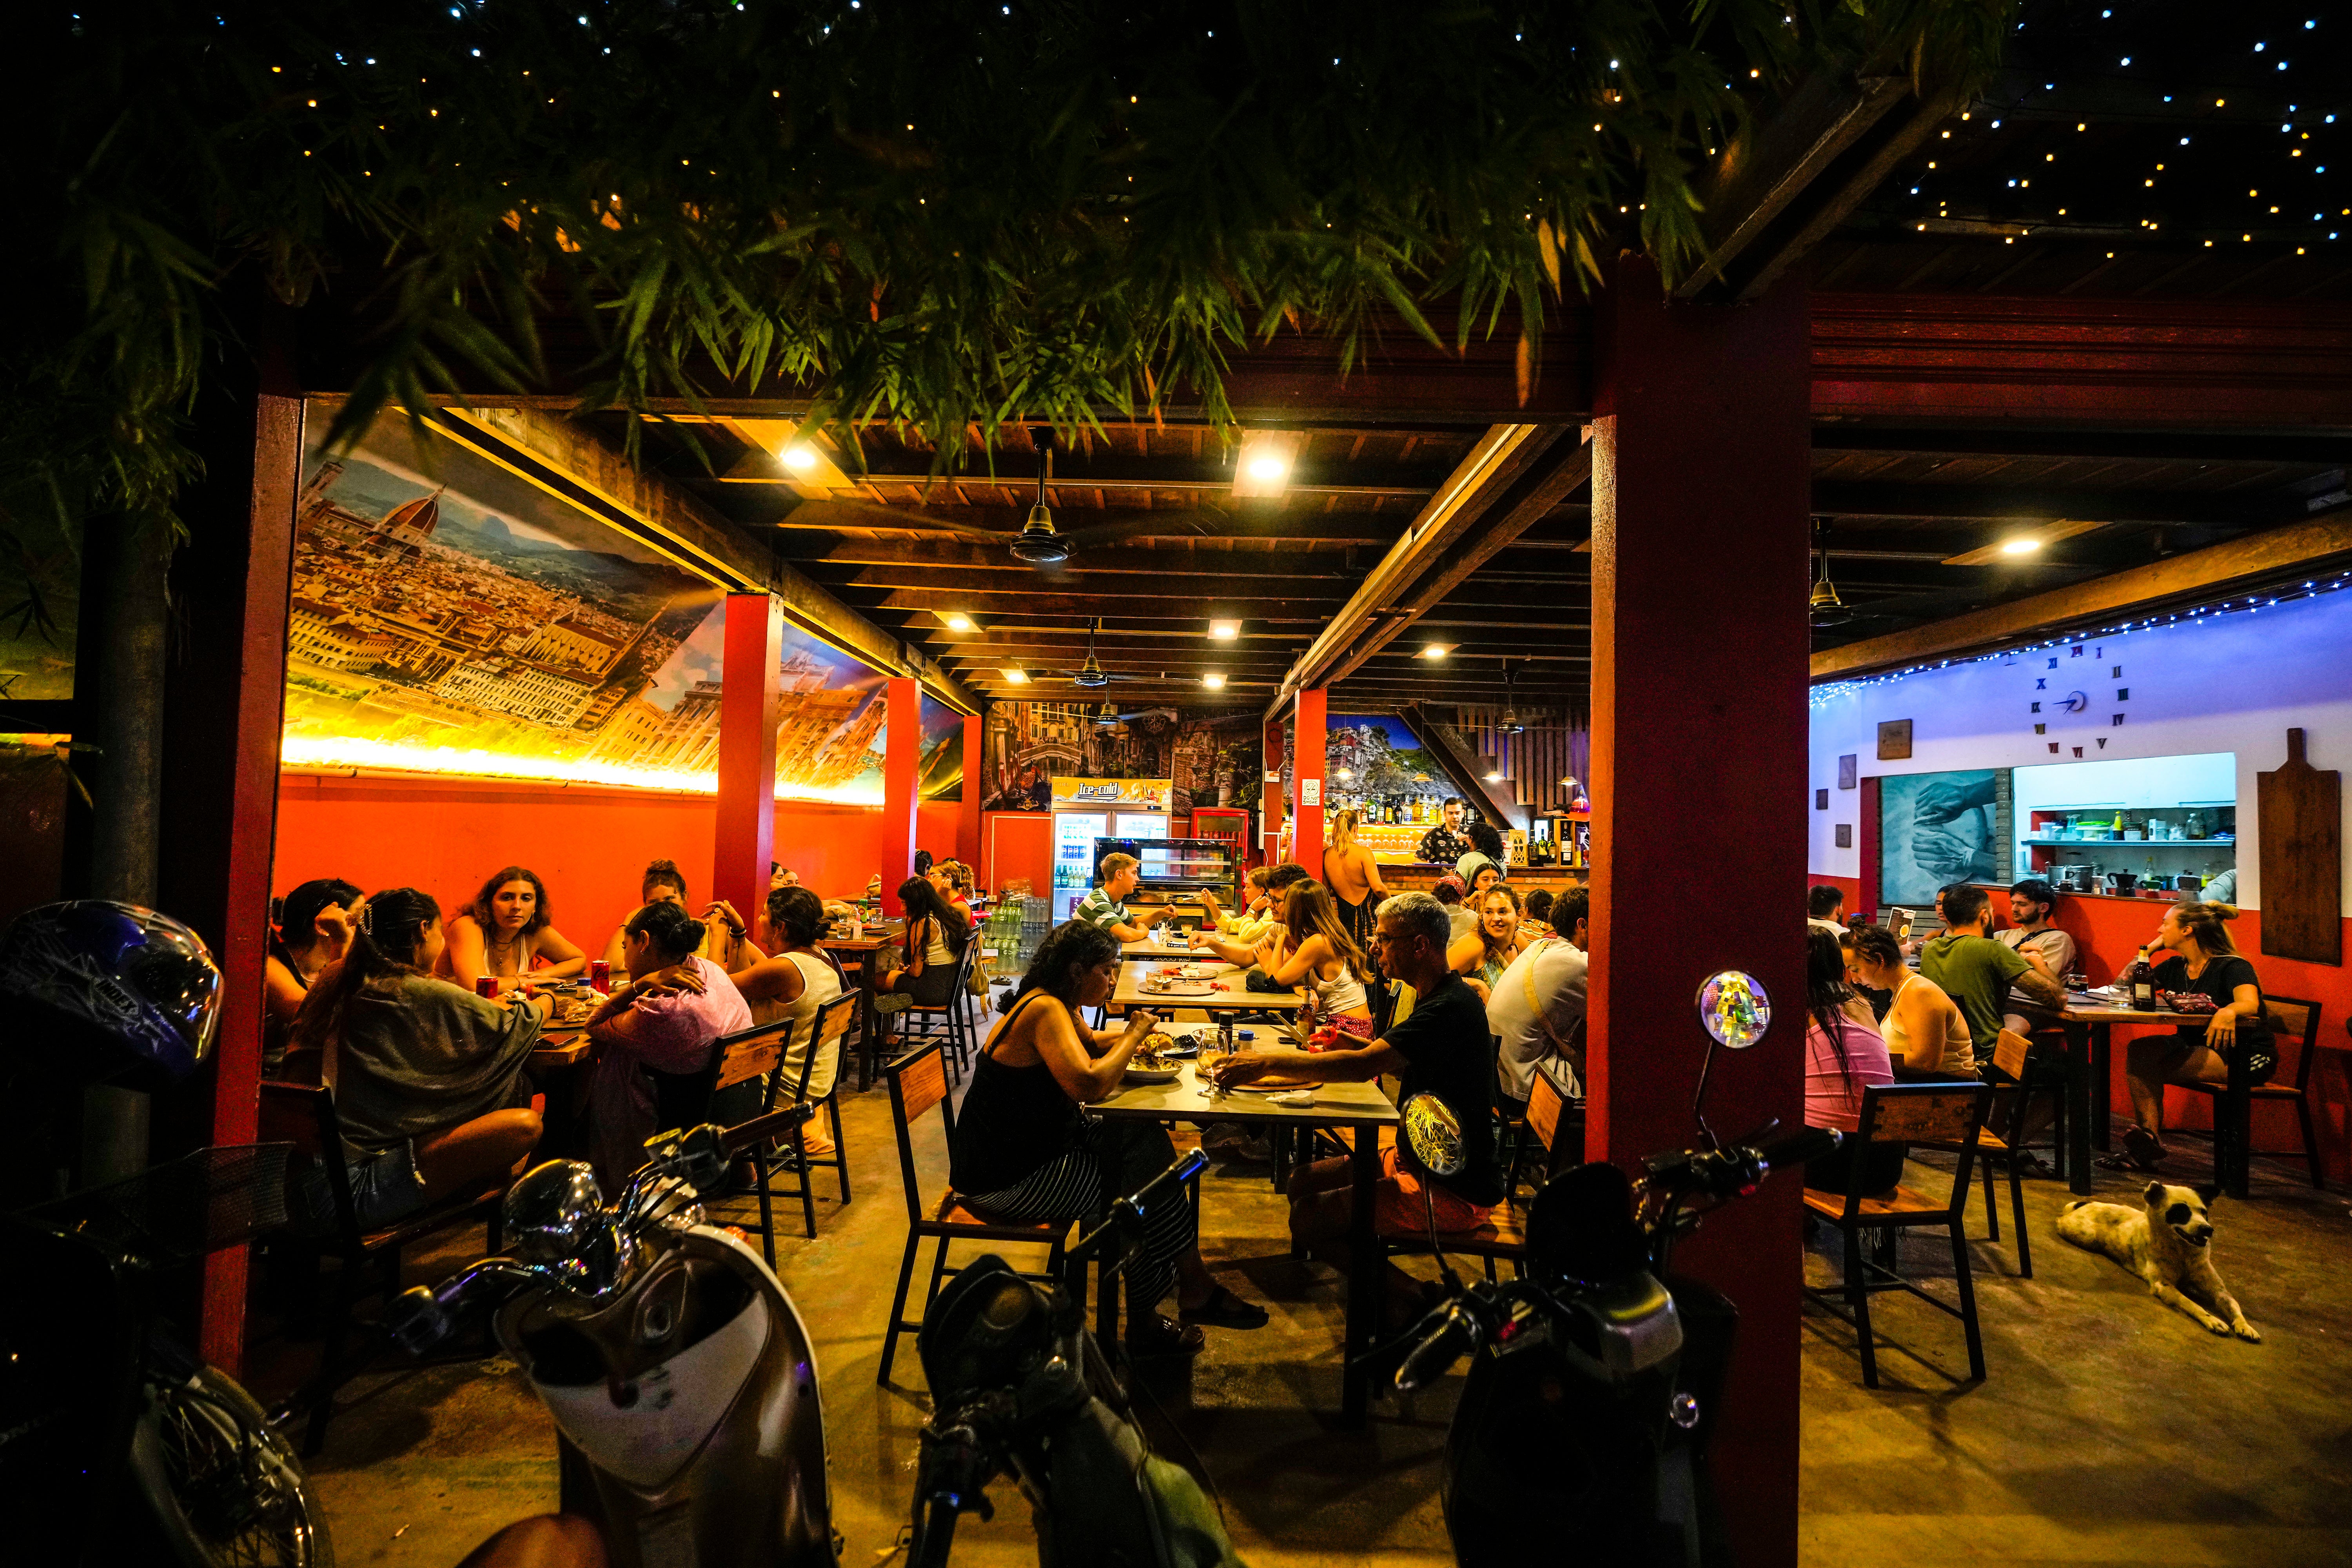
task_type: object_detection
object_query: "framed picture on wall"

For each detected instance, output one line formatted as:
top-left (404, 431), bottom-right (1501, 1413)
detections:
top-left (1837, 754), bottom-right (1858, 790)
top-left (1835, 824), bottom-right (1853, 848)
top-left (1877, 768), bottom-right (2010, 907)
top-left (1877, 720), bottom-right (1913, 761)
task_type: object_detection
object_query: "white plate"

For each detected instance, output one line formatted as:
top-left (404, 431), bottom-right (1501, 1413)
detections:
top-left (1123, 1066), bottom-right (1181, 1084)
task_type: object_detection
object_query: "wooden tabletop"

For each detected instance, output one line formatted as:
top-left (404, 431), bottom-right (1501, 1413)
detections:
top-left (1121, 937), bottom-right (1207, 960)
top-left (530, 1026), bottom-right (592, 1069)
top-left (1093, 1054), bottom-right (1399, 1127)
top-left (2060, 993), bottom-right (2205, 1025)
top-left (1111, 958), bottom-right (1303, 1013)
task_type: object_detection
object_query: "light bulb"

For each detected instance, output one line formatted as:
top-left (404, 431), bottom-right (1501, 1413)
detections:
top-left (1246, 455), bottom-right (1289, 482)
top-left (781, 445), bottom-right (818, 471)
top-left (2001, 537), bottom-right (2043, 555)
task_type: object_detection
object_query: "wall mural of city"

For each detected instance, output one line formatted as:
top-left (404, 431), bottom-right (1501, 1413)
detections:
top-left (979, 701), bottom-right (1262, 816)
top-left (285, 410), bottom-right (891, 802)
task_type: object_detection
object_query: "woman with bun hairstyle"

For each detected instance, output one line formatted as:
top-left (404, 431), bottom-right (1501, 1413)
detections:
top-left (288, 888), bottom-right (546, 1228)
top-left (263, 877), bottom-right (362, 1071)
top-left (875, 875), bottom-right (972, 1009)
top-left (442, 865), bottom-right (588, 993)
top-left (2105, 900), bottom-right (2269, 1172)
top-left (582, 899), bottom-right (753, 1191)
top-left (730, 886), bottom-right (849, 1156)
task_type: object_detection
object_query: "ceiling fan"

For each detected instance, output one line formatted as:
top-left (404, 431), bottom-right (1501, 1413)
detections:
top-left (1020, 617), bottom-right (1154, 690)
top-left (1809, 522), bottom-right (1858, 629)
top-left (1010, 439), bottom-right (1072, 565)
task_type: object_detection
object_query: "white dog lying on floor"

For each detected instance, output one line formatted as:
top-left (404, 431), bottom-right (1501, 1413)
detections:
top-left (2056, 1180), bottom-right (2260, 1341)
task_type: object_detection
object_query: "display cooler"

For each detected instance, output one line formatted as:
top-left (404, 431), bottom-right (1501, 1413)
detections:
top-left (1094, 835), bottom-right (1240, 915)
top-left (1188, 807), bottom-right (1252, 867)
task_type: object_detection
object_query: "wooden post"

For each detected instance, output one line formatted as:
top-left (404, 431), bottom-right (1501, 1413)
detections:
top-left (1292, 688), bottom-right (1328, 876)
top-left (958, 711), bottom-right (985, 871)
top-left (714, 594), bottom-right (782, 926)
top-left (1586, 254), bottom-right (1811, 1568)
top-left (165, 392), bottom-right (301, 1377)
top-left (1262, 717), bottom-right (1286, 865)
top-left (881, 677), bottom-right (921, 914)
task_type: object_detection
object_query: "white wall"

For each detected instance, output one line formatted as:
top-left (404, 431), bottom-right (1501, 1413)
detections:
top-left (1809, 586), bottom-right (2352, 913)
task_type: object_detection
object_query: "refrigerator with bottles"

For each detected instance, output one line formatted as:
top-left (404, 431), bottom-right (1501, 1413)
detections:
top-left (1048, 776), bottom-right (1174, 922)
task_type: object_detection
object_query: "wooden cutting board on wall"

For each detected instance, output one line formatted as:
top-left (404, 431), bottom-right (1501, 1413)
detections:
top-left (2257, 728), bottom-right (2343, 966)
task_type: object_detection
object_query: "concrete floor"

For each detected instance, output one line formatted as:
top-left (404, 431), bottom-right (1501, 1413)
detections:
top-left (253, 1034), bottom-right (2352, 1567)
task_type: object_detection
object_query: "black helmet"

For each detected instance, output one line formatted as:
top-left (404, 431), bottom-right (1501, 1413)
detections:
top-left (0, 901), bottom-right (222, 1089)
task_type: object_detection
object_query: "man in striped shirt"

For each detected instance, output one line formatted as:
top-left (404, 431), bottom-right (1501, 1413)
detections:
top-left (1074, 853), bottom-right (1177, 944)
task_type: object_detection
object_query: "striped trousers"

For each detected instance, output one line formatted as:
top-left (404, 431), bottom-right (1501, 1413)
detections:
top-left (964, 1117), bottom-right (1194, 1315)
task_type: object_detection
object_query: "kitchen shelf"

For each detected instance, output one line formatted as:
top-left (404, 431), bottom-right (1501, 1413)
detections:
top-left (2023, 838), bottom-right (2236, 847)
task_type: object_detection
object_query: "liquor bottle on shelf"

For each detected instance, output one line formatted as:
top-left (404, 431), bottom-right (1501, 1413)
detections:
top-left (2128, 948), bottom-right (2158, 1011)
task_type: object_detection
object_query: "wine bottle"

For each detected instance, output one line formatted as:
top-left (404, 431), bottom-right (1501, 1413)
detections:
top-left (2129, 948), bottom-right (2158, 1012)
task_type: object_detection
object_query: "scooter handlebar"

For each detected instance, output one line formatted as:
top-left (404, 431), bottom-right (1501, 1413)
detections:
top-left (1395, 1300), bottom-right (1483, 1394)
top-left (1751, 1125), bottom-right (1839, 1174)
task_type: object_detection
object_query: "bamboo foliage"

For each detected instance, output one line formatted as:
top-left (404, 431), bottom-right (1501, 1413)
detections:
top-left (5, 0), bottom-right (2013, 565)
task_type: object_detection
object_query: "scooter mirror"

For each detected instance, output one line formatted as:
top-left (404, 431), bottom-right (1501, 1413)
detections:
top-left (1694, 970), bottom-right (1772, 1051)
top-left (1401, 1093), bottom-right (1467, 1179)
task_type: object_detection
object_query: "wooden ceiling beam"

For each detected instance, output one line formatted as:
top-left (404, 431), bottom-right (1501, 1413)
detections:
top-left (829, 564), bottom-right (1363, 596)
top-left (1811, 510), bottom-right (2352, 679)
top-left (869, 588), bottom-right (1338, 620)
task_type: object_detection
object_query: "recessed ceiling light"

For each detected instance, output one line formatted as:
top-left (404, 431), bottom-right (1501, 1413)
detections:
top-left (1420, 643), bottom-right (1452, 660)
top-left (2001, 537), bottom-right (2044, 555)
top-left (780, 445), bottom-right (818, 472)
top-left (1201, 672), bottom-right (1227, 690)
top-left (1231, 432), bottom-right (1302, 498)
top-left (1208, 619), bottom-right (1240, 639)
top-left (1000, 667), bottom-right (1028, 684)
top-left (1246, 455), bottom-right (1289, 482)
top-left (944, 612), bottom-right (974, 631)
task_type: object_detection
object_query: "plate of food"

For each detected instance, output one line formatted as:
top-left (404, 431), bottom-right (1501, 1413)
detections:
top-left (1142, 978), bottom-right (1217, 996)
top-left (1124, 1034), bottom-right (1185, 1083)
top-left (1220, 1073), bottom-right (1318, 1092)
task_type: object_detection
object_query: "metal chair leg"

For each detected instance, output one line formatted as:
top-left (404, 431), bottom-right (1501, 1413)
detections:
top-left (877, 1232), bottom-right (923, 1385)
top-left (1950, 1220), bottom-right (1987, 1381)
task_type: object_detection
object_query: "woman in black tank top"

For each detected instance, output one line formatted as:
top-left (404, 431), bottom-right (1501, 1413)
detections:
top-left (948, 921), bottom-right (1270, 1356)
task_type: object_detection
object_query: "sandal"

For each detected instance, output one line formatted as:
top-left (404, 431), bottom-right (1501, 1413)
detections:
top-left (2094, 1125), bottom-right (2167, 1172)
top-left (1125, 1313), bottom-right (1206, 1358)
top-left (1179, 1285), bottom-right (1269, 1330)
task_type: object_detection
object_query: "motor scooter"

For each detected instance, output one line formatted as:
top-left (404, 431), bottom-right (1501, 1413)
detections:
top-left (1379, 967), bottom-right (1835, 1567)
top-left (390, 1111), bottom-right (835, 1568)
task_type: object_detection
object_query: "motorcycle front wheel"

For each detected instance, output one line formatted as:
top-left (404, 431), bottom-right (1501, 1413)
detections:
top-left (128, 1364), bottom-right (335, 1568)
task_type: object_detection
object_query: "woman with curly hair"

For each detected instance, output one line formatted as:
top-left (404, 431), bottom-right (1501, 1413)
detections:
top-left (441, 865), bottom-right (588, 993)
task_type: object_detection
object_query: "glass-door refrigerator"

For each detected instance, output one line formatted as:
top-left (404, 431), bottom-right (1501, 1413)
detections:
top-left (1048, 776), bottom-right (1174, 922)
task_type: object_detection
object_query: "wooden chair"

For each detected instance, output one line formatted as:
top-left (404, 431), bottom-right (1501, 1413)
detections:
top-left (744, 993), bottom-right (860, 1255)
top-left (878, 1040), bottom-right (1069, 1386)
top-left (1384, 1063), bottom-right (1580, 1284)
top-left (256, 1081), bottom-right (511, 1455)
top-left (1909, 1031), bottom-right (2037, 1278)
top-left (1802, 1082), bottom-right (1994, 1389)
top-left (2175, 996), bottom-right (2327, 1194)
top-left (892, 942), bottom-right (980, 1078)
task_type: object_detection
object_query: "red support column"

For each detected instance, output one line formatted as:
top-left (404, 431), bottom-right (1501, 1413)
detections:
top-left (1291, 688), bottom-right (1327, 875)
top-left (880, 677), bottom-right (921, 915)
top-left (713, 594), bottom-right (782, 925)
top-left (957, 711), bottom-right (984, 870)
top-left (1261, 719), bottom-right (1285, 865)
top-left (165, 392), bottom-right (301, 1376)
top-left (1586, 256), bottom-right (1811, 1568)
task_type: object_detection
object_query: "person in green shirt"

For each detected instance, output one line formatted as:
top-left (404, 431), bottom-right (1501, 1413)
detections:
top-left (1072, 853), bottom-right (1178, 943)
top-left (1919, 884), bottom-right (2062, 1062)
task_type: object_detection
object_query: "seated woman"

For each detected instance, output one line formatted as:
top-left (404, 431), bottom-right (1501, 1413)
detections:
top-left (603, 859), bottom-right (764, 978)
top-left (287, 888), bottom-right (546, 1229)
top-left (876, 877), bottom-right (974, 1013)
top-left (1448, 884), bottom-right (1532, 1002)
top-left (581, 901), bottom-right (753, 1192)
top-left (442, 866), bottom-right (588, 993)
top-left (1221, 879), bottom-right (1377, 1039)
top-left (263, 877), bottom-right (361, 1074)
top-left (1800, 928), bottom-right (1901, 1197)
top-left (928, 859), bottom-right (977, 926)
top-left (2107, 901), bottom-right (2267, 1172)
top-left (1521, 887), bottom-right (1556, 937)
top-left (1432, 875), bottom-right (1479, 943)
top-left (1454, 852), bottom-right (1505, 900)
top-left (1842, 925), bottom-right (1976, 1080)
top-left (950, 920), bottom-right (1267, 1356)
top-left (730, 886), bottom-right (849, 1156)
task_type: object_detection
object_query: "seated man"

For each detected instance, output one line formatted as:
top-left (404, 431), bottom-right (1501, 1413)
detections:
top-left (1211, 891), bottom-right (1504, 1325)
top-left (1194, 862), bottom-right (1308, 950)
top-left (1996, 877), bottom-right (2076, 1034)
top-left (1488, 913), bottom-right (1588, 1108)
top-left (1808, 884), bottom-right (1847, 935)
top-left (1074, 851), bottom-right (1179, 944)
top-left (1920, 883), bottom-right (2062, 1065)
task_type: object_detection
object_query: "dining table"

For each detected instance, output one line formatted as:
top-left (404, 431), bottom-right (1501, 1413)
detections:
top-left (527, 1018), bottom-right (594, 1158)
top-left (2055, 993), bottom-right (2212, 1195)
top-left (1090, 1036), bottom-right (1401, 1425)
top-left (1109, 957), bottom-right (1307, 1015)
top-left (821, 921), bottom-right (905, 1087)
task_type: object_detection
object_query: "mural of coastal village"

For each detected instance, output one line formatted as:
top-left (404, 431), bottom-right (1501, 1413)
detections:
top-left (283, 413), bottom-right (893, 801)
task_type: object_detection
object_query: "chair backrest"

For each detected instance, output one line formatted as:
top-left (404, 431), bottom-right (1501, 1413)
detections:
top-left (714, 1016), bottom-right (796, 1093)
top-left (1525, 1071), bottom-right (1568, 1154)
top-left (790, 991), bottom-right (861, 1102)
top-left (1842, 1082), bottom-right (1994, 1214)
top-left (1991, 1028), bottom-right (2032, 1081)
top-left (257, 1080), bottom-right (359, 1244)
top-left (884, 1040), bottom-right (953, 1222)
top-left (2262, 995), bottom-right (2323, 1091)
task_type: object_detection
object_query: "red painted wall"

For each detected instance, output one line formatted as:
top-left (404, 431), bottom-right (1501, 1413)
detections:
top-left (275, 775), bottom-right (936, 951)
top-left (981, 811), bottom-right (1052, 896)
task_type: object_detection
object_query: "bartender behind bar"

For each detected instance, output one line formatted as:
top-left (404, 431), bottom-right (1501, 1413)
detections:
top-left (1417, 798), bottom-right (1473, 869)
